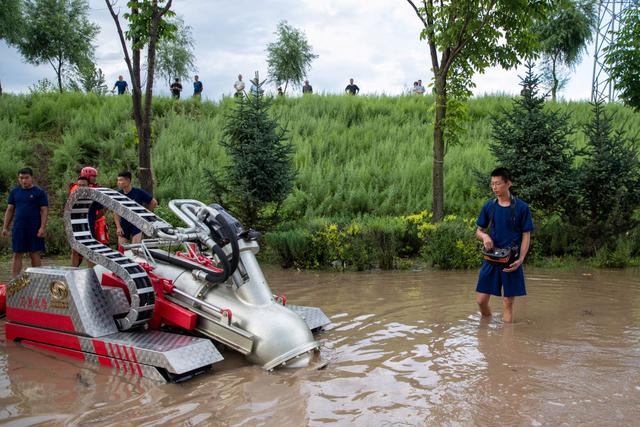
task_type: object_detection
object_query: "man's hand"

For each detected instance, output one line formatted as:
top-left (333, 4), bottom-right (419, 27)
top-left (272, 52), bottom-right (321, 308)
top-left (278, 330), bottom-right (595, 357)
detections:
top-left (37, 227), bottom-right (45, 238)
top-left (503, 258), bottom-right (523, 273)
top-left (1, 228), bottom-right (8, 238)
top-left (482, 235), bottom-right (494, 251)
top-left (116, 227), bottom-right (124, 237)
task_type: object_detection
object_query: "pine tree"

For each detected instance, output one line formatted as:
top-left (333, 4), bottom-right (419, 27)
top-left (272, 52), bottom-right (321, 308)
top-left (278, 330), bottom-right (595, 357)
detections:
top-left (576, 100), bottom-right (640, 252)
top-left (490, 63), bottom-right (576, 214)
top-left (220, 73), bottom-right (295, 228)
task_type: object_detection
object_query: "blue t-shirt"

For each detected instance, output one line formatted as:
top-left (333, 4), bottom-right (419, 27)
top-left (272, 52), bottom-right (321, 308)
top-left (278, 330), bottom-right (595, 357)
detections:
top-left (476, 197), bottom-right (534, 248)
top-left (115, 80), bottom-right (128, 94)
top-left (8, 186), bottom-right (48, 229)
top-left (118, 187), bottom-right (153, 231)
top-left (193, 81), bottom-right (203, 94)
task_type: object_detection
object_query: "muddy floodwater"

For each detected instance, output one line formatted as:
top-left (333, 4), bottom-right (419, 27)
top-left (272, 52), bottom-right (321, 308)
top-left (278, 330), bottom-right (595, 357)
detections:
top-left (1, 264), bottom-right (639, 426)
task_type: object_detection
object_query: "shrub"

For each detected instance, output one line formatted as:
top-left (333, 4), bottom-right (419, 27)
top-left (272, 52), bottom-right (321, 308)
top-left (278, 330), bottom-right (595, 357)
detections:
top-left (421, 216), bottom-right (482, 269)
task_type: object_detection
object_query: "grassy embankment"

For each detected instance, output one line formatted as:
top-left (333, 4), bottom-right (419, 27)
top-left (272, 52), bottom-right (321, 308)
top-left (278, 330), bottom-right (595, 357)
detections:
top-left (0, 92), bottom-right (639, 268)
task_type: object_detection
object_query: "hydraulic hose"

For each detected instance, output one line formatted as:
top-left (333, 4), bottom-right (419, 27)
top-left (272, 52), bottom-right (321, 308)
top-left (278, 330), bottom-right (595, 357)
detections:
top-left (148, 250), bottom-right (229, 284)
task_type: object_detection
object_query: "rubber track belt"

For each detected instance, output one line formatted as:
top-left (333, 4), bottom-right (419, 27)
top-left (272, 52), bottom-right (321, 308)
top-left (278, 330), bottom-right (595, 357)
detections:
top-left (64, 187), bottom-right (173, 330)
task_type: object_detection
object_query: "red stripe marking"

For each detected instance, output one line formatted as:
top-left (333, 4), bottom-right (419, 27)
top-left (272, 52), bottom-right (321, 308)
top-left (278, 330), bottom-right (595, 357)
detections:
top-left (128, 362), bottom-right (135, 375)
top-left (22, 341), bottom-right (86, 360)
top-left (130, 346), bottom-right (143, 377)
top-left (6, 323), bottom-right (82, 350)
top-left (6, 307), bottom-right (75, 332)
top-left (116, 343), bottom-right (124, 360)
top-left (108, 343), bottom-right (120, 371)
top-left (92, 339), bottom-right (108, 357)
top-left (97, 356), bottom-right (112, 367)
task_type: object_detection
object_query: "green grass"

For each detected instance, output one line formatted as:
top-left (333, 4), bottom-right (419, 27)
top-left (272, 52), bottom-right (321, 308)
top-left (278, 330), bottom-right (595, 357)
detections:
top-left (1, 91), bottom-right (639, 236)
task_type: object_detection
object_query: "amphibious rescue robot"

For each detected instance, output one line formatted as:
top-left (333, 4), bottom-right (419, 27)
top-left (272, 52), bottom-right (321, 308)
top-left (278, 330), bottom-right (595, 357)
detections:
top-left (2, 188), bottom-right (330, 382)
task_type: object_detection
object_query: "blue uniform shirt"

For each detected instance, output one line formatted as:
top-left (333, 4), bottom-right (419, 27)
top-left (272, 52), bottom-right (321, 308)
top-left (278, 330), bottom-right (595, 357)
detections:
top-left (193, 81), bottom-right (203, 94)
top-left (8, 186), bottom-right (48, 229)
top-left (118, 187), bottom-right (153, 237)
top-left (476, 197), bottom-right (534, 249)
top-left (114, 80), bottom-right (128, 94)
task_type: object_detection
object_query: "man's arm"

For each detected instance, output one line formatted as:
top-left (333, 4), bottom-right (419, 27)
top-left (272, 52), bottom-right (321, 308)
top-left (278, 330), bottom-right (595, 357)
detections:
top-left (476, 227), bottom-right (493, 250)
top-left (114, 213), bottom-right (123, 236)
top-left (2, 205), bottom-right (15, 237)
top-left (504, 231), bottom-right (531, 272)
top-left (37, 206), bottom-right (48, 238)
top-left (147, 198), bottom-right (158, 212)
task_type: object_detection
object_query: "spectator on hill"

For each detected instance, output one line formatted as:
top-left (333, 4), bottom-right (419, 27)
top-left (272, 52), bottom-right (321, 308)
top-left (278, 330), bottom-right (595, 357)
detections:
top-left (193, 75), bottom-right (203, 98)
top-left (345, 78), bottom-right (360, 95)
top-left (277, 86), bottom-right (284, 96)
top-left (2, 167), bottom-right (49, 277)
top-left (302, 80), bottom-right (313, 94)
top-left (111, 75), bottom-right (129, 95)
top-left (170, 78), bottom-right (183, 99)
top-left (234, 74), bottom-right (245, 97)
top-left (415, 79), bottom-right (426, 95)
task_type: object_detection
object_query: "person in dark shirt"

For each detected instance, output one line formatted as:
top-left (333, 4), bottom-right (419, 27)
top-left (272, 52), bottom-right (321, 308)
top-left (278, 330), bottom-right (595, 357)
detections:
top-left (2, 167), bottom-right (49, 277)
top-left (302, 80), bottom-right (313, 94)
top-left (345, 78), bottom-right (360, 95)
top-left (114, 170), bottom-right (158, 247)
top-left (475, 168), bottom-right (534, 323)
top-left (170, 78), bottom-right (183, 99)
top-left (111, 75), bottom-right (129, 95)
top-left (193, 75), bottom-right (203, 97)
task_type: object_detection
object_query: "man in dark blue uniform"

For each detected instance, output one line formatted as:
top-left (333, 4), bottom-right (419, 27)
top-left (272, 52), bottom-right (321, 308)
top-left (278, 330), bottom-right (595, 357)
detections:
top-left (2, 167), bottom-right (49, 277)
top-left (111, 75), bottom-right (129, 95)
top-left (475, 168), bottom-right (534, 323)
top-left (114, 170), bottom-right (157, 247)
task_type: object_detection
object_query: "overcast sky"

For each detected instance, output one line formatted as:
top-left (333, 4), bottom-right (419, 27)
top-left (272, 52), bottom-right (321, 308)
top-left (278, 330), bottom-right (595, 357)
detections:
top-left (0, 0), bottom-right (595, 100)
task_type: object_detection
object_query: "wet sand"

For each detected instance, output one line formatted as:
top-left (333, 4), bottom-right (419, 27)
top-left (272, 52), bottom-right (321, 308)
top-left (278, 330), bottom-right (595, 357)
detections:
top-left (1, 265), bottom-right (639, 426)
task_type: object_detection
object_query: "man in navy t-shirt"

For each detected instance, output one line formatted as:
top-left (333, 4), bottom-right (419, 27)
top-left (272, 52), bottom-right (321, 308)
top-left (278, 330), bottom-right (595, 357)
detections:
top-left (345, 78), bottom-right (360, 95)
top-left (113, 170), bottom-right (157, 247)
top-left (2, 167), bottom-right (49, 277)
top-left (112, 75), bottom-right (129, 95)
top-left (475, 167), bottom-right (534, 323)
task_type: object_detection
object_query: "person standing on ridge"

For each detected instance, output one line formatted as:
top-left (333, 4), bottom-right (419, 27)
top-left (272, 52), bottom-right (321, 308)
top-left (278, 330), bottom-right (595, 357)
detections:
top-left (111, 75), bottom-right (129, 95)
top-left (170, 78), bottom-right (183, 99)
top-left (193, 75), bottom-right (203, 98)
top-left (302, 80), bottom-right (313, 94)
top-left (345, 78), bottom-right (360, 95)
top-left (234, 74), bottom-right (245, 97)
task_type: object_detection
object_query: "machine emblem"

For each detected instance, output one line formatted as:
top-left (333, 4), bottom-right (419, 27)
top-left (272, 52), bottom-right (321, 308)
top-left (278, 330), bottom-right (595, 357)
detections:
top-left (49, 280), bottom-right (70, 309)
top-left (7, 274), bottom-right (30, 297)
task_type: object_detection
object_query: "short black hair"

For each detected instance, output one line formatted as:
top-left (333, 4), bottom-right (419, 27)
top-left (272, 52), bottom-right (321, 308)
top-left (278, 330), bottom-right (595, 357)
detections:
top-left (491, 167), bottom-right (512, 183)
top-left (77, 176), bottom-right (89, 182)
top-left (118, 170), bottom-right (132, 181)
top-left (18, 167), bottom-right (33, 176)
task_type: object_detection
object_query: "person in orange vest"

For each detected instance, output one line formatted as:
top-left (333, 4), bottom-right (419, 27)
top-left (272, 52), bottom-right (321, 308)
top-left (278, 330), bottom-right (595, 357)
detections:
top-left (68, 167), bottom-right (109, 267)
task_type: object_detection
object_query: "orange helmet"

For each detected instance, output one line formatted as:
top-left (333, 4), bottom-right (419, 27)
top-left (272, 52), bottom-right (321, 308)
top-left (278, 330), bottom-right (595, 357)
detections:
top-left (80, 166), bottom-right (98, 178)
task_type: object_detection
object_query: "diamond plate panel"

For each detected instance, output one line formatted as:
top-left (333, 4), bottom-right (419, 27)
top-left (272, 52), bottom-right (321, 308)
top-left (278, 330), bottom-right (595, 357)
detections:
top-left (94, 330), bottom-right (223, 374)
top-left (102, 286), bottom-right (130, 315)
top-left (287, 305), bottom-right (331, 331)
top-left (7, 267), bottom-right (118, 337)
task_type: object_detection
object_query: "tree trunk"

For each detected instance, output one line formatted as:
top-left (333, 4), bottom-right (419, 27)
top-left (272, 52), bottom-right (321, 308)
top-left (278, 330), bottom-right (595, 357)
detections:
top-left (551, 57), bottom-right (558, 102)
top-left (431, 75), bottom-right (447, 222)
top-left (56, 58), bottom-right (63, 93)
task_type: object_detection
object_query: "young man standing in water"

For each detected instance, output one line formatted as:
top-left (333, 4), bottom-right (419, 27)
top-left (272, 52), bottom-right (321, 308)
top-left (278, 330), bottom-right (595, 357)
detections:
top-left (475, 168), bottom-right (534, 323)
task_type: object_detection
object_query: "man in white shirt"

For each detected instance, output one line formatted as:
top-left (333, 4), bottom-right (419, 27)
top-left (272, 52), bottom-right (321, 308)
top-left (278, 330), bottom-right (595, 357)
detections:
top-left (234, 74), bottom-right (245, 97)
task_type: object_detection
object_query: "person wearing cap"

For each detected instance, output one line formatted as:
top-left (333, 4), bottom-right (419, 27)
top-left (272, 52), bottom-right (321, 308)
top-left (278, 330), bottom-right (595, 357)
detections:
top-left (68, 167), bottom-right (109, 267)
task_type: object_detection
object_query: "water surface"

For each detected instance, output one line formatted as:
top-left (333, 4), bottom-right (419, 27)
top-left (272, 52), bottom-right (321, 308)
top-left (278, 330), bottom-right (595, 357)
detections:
top-left (1, 265), bottom-right (639, 426)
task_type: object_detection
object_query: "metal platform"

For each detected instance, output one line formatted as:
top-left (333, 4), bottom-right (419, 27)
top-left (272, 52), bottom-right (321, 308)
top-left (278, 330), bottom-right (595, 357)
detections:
top-left (288, 304), bottom-right (331, 332)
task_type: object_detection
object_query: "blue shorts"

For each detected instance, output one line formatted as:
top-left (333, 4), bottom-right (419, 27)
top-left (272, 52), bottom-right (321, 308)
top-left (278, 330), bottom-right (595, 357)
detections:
top-left (121, 222), bottom-right (141, 240)
top-left (476, 261), bottom-right (526, 297)
top-left (12, 227), bottom-right (45, 253)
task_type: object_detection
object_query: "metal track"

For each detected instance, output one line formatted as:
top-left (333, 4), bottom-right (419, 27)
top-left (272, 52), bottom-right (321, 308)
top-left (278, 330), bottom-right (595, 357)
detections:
top-left (64, 187), bottom-right (173, 330)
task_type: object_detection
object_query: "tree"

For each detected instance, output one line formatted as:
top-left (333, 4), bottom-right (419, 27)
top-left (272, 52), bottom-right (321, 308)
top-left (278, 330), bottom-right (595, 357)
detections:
top-left (605, 4), bottom-right (640, 110)
top-left (220, 73), bottom-right (295, 228)
top-left (17, 0), bottom-right (99, 93)
top-left (266, 20), bottom-right (318, 94)
top-left (575, 100), bottom-right (640, 252)
top-left (490, 63), bottom-right (576, 214)
top-left (156, 15), bottom-right (196, 85)
top-left (68, 60), bottom-right (109, 94)
top-left (105, 0), bottom-right (176, 193)
top-left (0, 0), bottom-right (22, 44)
top-left (534, 0), bottom-right (596, 101)
top-left (405, 0), bottom-right (547, 221)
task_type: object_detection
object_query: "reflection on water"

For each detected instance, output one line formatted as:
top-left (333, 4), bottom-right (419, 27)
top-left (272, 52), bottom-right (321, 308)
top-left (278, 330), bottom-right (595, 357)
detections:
top-left (1, 265), bottom-right (639, 426)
